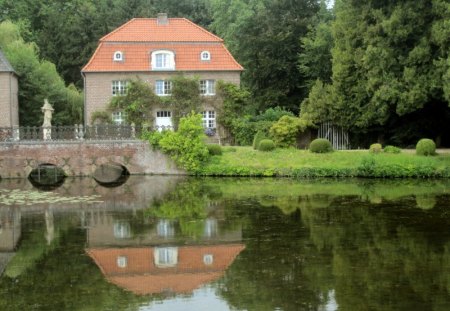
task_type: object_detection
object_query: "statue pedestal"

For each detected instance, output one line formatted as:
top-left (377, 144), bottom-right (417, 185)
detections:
top-left (43, 128), bottom-right (51, 140)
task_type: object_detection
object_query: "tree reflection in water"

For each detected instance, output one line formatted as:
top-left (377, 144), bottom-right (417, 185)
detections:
top-left (0, 177), bottom-right (449, 310)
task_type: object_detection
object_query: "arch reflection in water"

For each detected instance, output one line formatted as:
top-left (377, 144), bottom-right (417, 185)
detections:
top-left (28, 163), bottom-right (66, 190)
top-left (93, 163), bottom-right (130, 187)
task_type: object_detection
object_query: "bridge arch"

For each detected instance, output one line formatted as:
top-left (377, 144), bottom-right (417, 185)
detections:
top-left (0, 141), bottom-right (184, 179)
top-left (92, 162), bottom-right (130, 186)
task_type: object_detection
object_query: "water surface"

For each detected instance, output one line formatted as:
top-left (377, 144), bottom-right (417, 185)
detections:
top-left (0, 177), bottom-right (449, 310)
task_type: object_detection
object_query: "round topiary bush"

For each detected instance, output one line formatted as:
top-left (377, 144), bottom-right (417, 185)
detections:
top-left (207, 144), bottom-right (222, 156)
top-left (369, 143), bottom-right (382, 153)
top-left (309, 138), bottom-right (333, 153)
top-left (384, 145), bottom-right (401, 154)
top-left (253, 131), bottom-right (266, 150)
top-left (416, 138), bottom-right (436, 156)
top-left (258, 139), bottom-right (276, 151)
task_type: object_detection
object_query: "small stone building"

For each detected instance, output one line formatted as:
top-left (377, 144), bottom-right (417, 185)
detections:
top-left (0, 50), bottom-right (19, 127)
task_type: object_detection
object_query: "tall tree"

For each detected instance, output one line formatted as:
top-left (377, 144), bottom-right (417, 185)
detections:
top-left (301, 0), bottom-right (450, 146)
top-left (210, 0), bottom-right (320, 113)
top-left (0, 21), bottom-right (83, 126)
top-left (298, 0), bottom-right (334, 90)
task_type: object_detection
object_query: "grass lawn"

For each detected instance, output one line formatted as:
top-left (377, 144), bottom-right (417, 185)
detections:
top-left (198, 147), bottom-right (450, 178)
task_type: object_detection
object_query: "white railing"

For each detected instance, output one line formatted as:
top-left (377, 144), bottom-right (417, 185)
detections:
top-left (0, 124), bottom-right (173, 142)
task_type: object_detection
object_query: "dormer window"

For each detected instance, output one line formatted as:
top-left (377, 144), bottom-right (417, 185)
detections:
top-left (113, 51), bottom-right (123, 61)
top-left (201, 51), bottom-right (210, 61)
top-left (151, 50), bottom-right (175, 70)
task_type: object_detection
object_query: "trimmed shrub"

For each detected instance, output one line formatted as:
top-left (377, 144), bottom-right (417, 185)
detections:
top-left (207, 144), bottom-right (222, 155)
top-left (258, 139), bottom-right (276, 151)
top-left (157, 112), bottom-right (209, 171)
top-left (269, 116), bottom-right (312, 148)
top-left (253, 131), bottom-right (266, 150)
top-left (369, 143), bottom-right (382, 153)
top-left (384, 145), bottom-right (401, 154)
top-left (416, 138), bottom-right (436, 156)
top-left (309, 138), bottom-right (333, 153)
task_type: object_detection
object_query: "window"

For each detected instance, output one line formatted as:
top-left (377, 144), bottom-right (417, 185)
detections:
top-left (117, 256), bottom-right (128, 268)
top-left (154, 247), bottom-right (178, 267)
top-left (112, 111), bottom-right (127, 125)
top-left (157, 219), bottom-right (175, 238)
top-left (113, 51), bottom-right (123, 61)
top-left (204, 218), bottom-right (218, 237)
top-left (155, 80), bottom-right (172, 96)
top-left (200, 80), bottom-right (215, 95)
top-left (151, 50), bottom-right (175, 70)
top-left (202, 110), bottom-right (216, 129)
top-left (203, 254), bottom-right (214, 265)
top-left (200, 51), bottom-right (210, 61)
top-left (156, 111), bottom-right (172, 118)
top-left (112, 80), bottom-right (127, 96)
top-left (113, 221), bottom-right (131, 239)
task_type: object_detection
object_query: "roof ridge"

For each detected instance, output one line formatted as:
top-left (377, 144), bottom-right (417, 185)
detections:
top-left (100, 18), bottom-right (137, 42)
top-left (180, 18), bottom-right (223, 42)
top-left (221, 43), bottom-right (244, 70)
top-left (81, 43), bottom-right (103, 72)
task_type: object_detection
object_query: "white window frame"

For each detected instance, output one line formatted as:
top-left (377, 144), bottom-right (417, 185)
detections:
top-left (200, 51), bottom-right (211, 61)
top-left (151, 50), bottom-right (175, 70)
top-left (157, 219), bottom-right (175, 238)
top-left (112, 111), bottom-right (127, 125)
top-left (203, 254), bottom-right (214, 265)
top-left (113, 51), bottom-right (123, 61)
top-left (154, 247), bottom-right (178, 267)
top-left (202, 110), bottom-right (216, 129)
top-left (113, 221), bottom-right (131, 239)
top-left (155, 80), bottom-right (172, 96)
top-left (111, 80), bottom-right (127, 96)
top-left (200, 80), bottom-right (215, 96)
top-left (117, 256), bottom-right (128, 268)
top-left (204, 218), bottom-right (218, 237)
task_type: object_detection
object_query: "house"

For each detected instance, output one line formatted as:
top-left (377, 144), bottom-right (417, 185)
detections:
top-left (82, 14), bottom-right (243, 138)
top-left (0, 50), bottom-right (19, 127)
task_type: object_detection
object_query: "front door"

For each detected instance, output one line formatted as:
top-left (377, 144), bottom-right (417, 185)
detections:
top-left (155, 111), bottom-right (172, 131)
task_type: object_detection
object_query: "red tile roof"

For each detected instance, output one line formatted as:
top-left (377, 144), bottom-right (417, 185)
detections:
top-left (101, 18), bottom-right (223, 43)
top-left (82, 18), bottom-right (243, 72)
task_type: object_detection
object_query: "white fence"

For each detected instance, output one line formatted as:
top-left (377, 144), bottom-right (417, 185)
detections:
top-left (318, 122), bottom-right (350, 150)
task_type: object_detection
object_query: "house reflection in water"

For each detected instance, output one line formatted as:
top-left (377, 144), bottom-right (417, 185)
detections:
top-left (86, 212), bottom-right (245, 295)
top-left (0, 207), bottom-right (21, 275)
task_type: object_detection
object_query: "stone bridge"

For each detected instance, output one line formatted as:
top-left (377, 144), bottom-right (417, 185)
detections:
top-left (0, 140), bottom-right (184, 179)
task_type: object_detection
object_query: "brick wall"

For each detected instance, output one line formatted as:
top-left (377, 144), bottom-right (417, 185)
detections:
top-left (84, 71), bottom-right (241, 125)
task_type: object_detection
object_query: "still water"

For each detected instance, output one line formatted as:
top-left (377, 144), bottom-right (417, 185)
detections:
top-left (0, 176), bottom-right (449, 311)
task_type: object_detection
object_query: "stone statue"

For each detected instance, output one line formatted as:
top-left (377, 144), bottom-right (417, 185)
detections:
top-left (41, 99), bottom-right (54, 140)
top-left (41, 99), bottom-right (54, 127)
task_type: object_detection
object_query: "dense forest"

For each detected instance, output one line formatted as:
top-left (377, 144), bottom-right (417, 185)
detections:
top-left (0, 0), bottom-right (449, 147)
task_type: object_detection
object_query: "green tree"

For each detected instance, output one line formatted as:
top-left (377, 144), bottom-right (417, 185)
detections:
top-left (0, 20), bottom-right (83, 126)
top-left (298, 0), bottom-right (334, 89)
top-left (302, 0), bottom-right (450, 146)
top-left (210, 0), bottom-right (321, 113)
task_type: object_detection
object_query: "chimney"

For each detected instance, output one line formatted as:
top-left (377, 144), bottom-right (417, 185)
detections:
top-left (157, 13), bottom-right (168, 25)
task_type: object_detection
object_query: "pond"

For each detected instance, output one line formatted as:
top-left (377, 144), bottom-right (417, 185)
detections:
top-left (0, 176), bottom-right (449, 310)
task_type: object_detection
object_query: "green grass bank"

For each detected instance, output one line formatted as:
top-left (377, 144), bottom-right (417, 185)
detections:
top-left (197, 147), bottom-right (450, 178)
